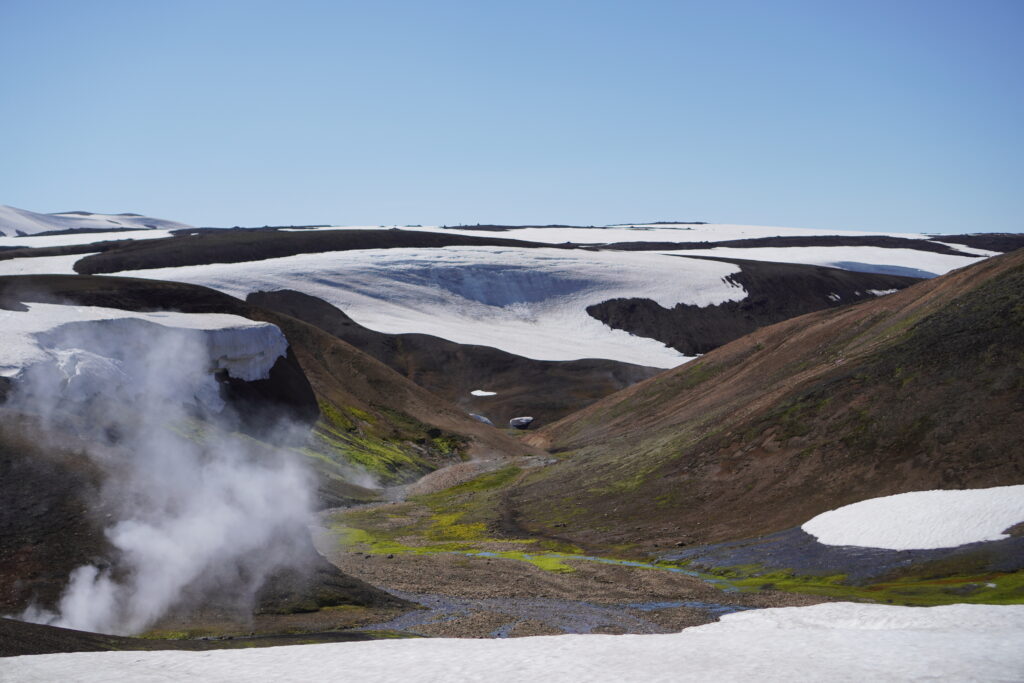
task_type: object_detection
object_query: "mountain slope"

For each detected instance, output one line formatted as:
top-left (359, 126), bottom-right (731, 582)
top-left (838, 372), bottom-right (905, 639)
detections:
top-left (247, 289), bottom-right (660, 427)
top-left (587, 256), bottom-right (919, 354)
top-left (502, 250), bottom-right (1024, 554)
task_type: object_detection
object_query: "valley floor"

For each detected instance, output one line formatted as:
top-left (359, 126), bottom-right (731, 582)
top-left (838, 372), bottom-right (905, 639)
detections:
top-left (320, 531), bottom-right (827, 638)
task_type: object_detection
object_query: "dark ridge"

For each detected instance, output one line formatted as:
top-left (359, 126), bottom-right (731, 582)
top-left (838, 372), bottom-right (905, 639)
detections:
top-left (0, 240), bottom-right (137, 262)
top-left (587, 257), bottom-right (921, 355)
top-left (439, 224), bottom-right (595, 232)
top-left (594, 234), bottom-right (977, 256)
top-left (0, 274), bottom-right (254, 314)
top-left (248, 289), bottom-right (660, 427)
top-left (18, 227), bottom-right (153, 238)
top-left (217, 348), bottom-right (320, 436)
top-left (610, 221), bottom-right (708, 225)
top-left (0, 617), bottom-right (386, 657)
top-left (177, 225), bottom-right (330, 235)
top-left (937, 233), bottom-right (1024, 253)
top-left (73, 228), bottom-right (563, 274)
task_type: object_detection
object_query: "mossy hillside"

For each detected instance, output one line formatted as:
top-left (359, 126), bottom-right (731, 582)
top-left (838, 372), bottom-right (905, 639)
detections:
top-left (332, 466), bottom-right (583, 573)
top-left (306, 400), bottom-right (469, 484)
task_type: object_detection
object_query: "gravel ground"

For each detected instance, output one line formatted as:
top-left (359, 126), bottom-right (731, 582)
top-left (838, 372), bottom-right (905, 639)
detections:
top-left (316, 532), bottom-right (829, 638)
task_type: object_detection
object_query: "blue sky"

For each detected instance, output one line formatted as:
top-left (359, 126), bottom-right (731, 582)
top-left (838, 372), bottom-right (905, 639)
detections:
top-left (1, 0), bottom-right (1020, 233)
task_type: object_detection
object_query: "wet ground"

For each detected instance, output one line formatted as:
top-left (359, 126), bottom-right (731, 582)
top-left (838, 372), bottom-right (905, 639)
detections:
top-left (357, 590), bottom-right (753, 638)
top-left (662, 527), bottom-right (1024, 583)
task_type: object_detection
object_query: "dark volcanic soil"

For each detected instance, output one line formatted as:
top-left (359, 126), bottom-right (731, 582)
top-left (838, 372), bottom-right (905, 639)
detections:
top-left (587, 257), bottom-right (920, 354)
top-left (72, 228), bottom-right (563, 274)
top-left (0, 617), bottom-right (387, 657)
top-left (594, 234), bottom-right (980, 255)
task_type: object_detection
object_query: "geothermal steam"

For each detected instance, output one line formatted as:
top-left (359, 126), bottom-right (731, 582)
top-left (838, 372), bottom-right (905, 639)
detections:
top-left (7, 309), bottom-right (315, 635)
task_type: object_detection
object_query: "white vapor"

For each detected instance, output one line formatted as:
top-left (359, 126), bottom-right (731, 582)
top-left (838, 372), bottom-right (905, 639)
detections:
top-left (4, 304), bottom-right (318, 635)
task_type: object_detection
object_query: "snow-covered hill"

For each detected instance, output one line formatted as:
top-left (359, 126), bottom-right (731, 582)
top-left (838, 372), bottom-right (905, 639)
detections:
top-left (115, 247), bottom-right (746, 367)
top-left (0, 213), bottom-right (1009, 367)
top-left (0, 205), bottom-right (191, 237)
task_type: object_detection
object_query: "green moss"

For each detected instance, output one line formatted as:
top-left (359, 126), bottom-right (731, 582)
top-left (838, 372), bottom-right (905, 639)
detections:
top-left (425, 466), bottom-right (523, 499)
top-left (700, 563), bottom-right (1024, 606)
top-left (166, 417), bottom-right (215, 445)
top-left (140, 629), bottom-right (212, 640)
top-left (430, 435), bottom-right (464, 456)
top-left (318, 400), bottom-right (356, 432)
top-left (487, 551), bottom-right (576, 573)
top-left (309, 400), bottom-right (436, 483)
top-left (537, 538), bottom-right (584, 554)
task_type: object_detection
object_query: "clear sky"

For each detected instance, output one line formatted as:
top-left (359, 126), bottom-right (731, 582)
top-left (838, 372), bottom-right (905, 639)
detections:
top-left (1, 0), bottom-right (1021, 233)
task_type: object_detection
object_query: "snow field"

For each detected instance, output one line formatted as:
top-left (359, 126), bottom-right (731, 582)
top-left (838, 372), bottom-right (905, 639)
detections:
top-left (299, 222), bottom-right (935, 244)
top-left (4, 603), bottom-right (1023, 682)
top-left (802, 485), bottom-right (1024, 550)
top-left (114, 246), bottom-right (747, 368)
top-left (657, 246), bottom-right (985, 278)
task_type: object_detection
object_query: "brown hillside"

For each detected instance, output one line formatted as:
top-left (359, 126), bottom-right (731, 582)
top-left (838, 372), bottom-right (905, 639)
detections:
top-left (505, 250), bottom-right (1024, 554)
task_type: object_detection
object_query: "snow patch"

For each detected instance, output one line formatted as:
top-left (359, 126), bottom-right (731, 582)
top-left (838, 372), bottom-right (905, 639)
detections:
top-left (802, 485), bottom-right (1024, 550)
top-left (471, 389), bottom-right (497, 397)
top-left (867, 288), bottom-right (899, 296)
top-left (0, 253), bottom-right (98, 276)
top-left (4, 603), bottom-right (1023, 682)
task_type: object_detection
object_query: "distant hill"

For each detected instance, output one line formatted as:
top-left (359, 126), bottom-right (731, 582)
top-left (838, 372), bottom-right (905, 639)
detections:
top-left (0, 205), bottom-right (191, 236)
